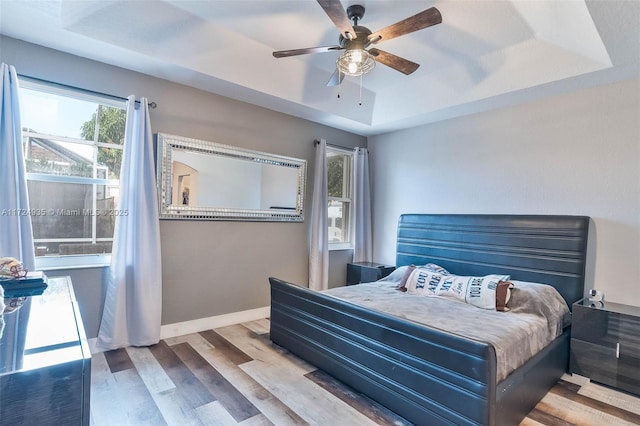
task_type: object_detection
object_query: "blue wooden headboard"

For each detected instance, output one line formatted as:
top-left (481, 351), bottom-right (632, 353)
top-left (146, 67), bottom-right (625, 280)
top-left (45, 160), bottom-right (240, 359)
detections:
top-left (396, 214), bottom-right (590, 306)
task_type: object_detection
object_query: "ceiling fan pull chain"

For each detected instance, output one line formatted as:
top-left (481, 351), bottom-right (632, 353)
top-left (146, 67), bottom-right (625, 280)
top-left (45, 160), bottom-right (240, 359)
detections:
top-left (337, 70), bottom-right (342, 99)
top-left (359, 74), bottom-right (363, 106)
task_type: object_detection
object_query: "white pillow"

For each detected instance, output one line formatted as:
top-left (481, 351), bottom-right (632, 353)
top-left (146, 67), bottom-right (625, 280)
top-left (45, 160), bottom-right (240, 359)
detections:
top-left (404, 268), bottom-right (449, 295)
top-left (405, 269), bottom-right (511, 310)
top-left (436, 274), bottom-right (510, 309)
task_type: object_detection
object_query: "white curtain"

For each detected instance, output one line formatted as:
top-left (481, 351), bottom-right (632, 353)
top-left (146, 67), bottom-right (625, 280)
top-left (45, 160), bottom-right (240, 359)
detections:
top-left (353, 147), bottom-right (372, 263)
top-left (0, 63), bottom-right (35, 271)
top-left (97, 96), bottom-right (162, 349)
top-left (309, 139), bottom-right (329, 291)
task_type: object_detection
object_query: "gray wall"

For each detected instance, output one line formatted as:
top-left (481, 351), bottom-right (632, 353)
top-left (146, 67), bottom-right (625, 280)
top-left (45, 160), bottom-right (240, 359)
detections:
top-left (368, 77), bottom-right (640, 307)
top-left (1, 36), bottom-right (364, 337)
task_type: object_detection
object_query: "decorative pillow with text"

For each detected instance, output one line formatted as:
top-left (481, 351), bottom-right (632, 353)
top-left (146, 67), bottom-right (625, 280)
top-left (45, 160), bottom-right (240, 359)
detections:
top-left (404, 268), bottom-right (449, 296)
top-left (397, 263), bottom-right (450, 292)
top-left (405, 269), bottom-right (511, 311)
top-left (436, 274), bottom-right (510, 309)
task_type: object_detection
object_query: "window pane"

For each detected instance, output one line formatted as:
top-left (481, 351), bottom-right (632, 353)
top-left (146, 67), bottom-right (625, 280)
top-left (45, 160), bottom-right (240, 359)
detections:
top-left (98, 146), bottom-right (123, 179)
top-left (96, 106), bottom-right (126, 145)
top-left (27, 181), bottom-right (114, 256)
top-left (327, 154), bottom-right (345, 198)
top-left (327, 148), bottom-right (353, 246)
top-left (21, 88), bottom-right (99, 140)
top-left (328, 200), bottom-right (350, 243)
top-left (96, 183), bottom-right (119, 239)
top-left (24, 136), bottom-right (94, 177)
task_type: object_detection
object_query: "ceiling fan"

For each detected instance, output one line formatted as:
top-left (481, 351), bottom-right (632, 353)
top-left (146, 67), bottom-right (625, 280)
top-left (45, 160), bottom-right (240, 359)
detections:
top-left (272, 0), bottom-right (442, 86)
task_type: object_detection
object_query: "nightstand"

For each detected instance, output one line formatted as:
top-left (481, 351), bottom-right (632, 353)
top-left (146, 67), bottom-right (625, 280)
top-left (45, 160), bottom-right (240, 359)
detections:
top-left (570, 298), bottom-right (640, 396)
top-left (346, 262), bottom-right (395, 285)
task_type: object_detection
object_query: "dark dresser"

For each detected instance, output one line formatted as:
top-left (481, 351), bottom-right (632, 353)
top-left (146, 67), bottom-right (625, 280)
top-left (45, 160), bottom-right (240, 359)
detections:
top-left (0, 276), bottom-right (91, 425)
top-left (570, 298), bottom-right (640, 396)
top-left (346, 262), bottom-right (395, 285)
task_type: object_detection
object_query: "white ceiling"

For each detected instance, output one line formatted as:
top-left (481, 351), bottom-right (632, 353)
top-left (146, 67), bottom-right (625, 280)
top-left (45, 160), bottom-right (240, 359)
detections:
top-left (1, 0), bottom-right (639, 136)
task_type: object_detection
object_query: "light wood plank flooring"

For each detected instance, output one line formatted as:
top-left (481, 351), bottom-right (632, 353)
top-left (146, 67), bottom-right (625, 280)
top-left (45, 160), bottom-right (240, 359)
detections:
top-left (90, 319), bottom-right (640, 425)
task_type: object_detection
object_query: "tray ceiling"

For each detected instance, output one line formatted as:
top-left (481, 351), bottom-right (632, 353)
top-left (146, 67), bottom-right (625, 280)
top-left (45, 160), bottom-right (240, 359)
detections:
top-left (1, 0), bottom-right (638, 135)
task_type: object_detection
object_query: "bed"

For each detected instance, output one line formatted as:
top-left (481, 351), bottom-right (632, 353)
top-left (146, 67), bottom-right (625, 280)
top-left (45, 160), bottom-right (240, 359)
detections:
top-left (269, 214), bottom-right (590, 426)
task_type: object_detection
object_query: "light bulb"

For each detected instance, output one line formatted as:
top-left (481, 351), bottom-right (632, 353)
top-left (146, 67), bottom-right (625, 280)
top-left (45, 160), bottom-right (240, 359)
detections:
top-left (336, 48), bottom-right (375, 77)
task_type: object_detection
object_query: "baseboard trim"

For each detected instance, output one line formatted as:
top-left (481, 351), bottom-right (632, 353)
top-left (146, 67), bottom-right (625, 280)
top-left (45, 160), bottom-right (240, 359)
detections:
top-left (159, 306), bottom-right (271, 340)
top-left (88, 306), bottom-right (270, 354)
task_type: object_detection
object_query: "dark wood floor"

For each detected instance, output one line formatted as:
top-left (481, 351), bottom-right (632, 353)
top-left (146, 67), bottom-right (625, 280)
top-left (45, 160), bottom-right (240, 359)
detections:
top-left (90, 319), bottom-right (640, 425)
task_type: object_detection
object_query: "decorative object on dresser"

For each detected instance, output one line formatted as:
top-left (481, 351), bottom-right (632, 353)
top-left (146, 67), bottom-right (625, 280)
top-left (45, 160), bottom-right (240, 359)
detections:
top-left (0, 270), bottom-right (48, 298)
top-left (346, 262), bottom-right (395, 285)
top-left (570, 299), bottom-right (640, 397)
top-left (0, 276), bottom-right (91, 425)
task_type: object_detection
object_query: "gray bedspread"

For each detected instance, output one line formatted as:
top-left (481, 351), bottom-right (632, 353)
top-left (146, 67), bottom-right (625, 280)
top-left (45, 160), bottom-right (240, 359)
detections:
top-left (323, 266), bottom-right (570, 382)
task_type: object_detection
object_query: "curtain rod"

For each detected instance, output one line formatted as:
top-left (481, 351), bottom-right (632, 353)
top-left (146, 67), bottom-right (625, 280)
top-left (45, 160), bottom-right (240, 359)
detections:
top-left (17, 73), bottom-right (157, 109)
top-left (314, 139), bottom-right (360, 151)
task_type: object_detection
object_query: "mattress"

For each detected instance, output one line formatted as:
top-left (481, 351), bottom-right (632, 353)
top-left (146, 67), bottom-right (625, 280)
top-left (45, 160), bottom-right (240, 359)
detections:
top-left (323, 266), bottom-right (571, 382)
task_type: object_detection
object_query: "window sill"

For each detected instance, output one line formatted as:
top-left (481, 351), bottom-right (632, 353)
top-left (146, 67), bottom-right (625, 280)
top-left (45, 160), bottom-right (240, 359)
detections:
top-left (35, 254), bottom-right (111, 271)
top-left (329, 244), bottom-right (353, 252)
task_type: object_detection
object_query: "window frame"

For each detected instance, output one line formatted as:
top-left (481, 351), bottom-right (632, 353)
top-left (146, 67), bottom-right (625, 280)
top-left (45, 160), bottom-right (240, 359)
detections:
top-left (326, 146), bottom-right (354, 251)
top-left (19, 78), bottom-right (127, 269)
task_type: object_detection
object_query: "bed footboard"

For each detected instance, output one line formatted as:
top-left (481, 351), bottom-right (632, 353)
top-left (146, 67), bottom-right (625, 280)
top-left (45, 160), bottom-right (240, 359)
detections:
top-left (270, 277), bottom-right (498, 426)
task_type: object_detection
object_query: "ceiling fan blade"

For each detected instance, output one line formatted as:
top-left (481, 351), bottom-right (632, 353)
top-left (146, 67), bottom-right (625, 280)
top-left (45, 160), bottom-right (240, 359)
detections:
top-left (273, 45), bottom-right (342, 58)
top-left (368, 7), bottom-right (442, 44)
top-left (368, 48), bottom-right (420, 75)
top-left (326, 69), bottom-right (345, 87)
top-left (316, 0), bottom-right (357, 40)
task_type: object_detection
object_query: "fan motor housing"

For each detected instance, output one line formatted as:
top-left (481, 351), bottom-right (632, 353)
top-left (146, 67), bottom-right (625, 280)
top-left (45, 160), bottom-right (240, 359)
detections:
top-left (338, 25), bottom-right (372, 50)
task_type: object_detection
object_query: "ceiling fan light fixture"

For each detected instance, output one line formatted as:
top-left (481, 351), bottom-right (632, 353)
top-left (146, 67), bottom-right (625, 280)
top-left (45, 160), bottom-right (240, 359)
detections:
top-left (337, 48), bottom-right (375, 77)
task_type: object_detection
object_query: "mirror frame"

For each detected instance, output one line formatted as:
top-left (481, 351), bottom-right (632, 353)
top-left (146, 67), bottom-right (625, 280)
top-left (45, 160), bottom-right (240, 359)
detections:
top-left (156, 133), bottom-right (306, 221)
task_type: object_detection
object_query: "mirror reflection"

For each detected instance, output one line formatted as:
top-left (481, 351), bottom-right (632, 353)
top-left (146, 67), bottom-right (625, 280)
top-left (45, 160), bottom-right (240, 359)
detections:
top-left (157, 133), bottom-right (306, 221)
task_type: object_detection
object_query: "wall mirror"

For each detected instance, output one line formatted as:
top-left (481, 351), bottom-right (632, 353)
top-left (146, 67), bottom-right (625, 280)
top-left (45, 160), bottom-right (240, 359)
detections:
top-left (156, 133), bottom-right (306, 221)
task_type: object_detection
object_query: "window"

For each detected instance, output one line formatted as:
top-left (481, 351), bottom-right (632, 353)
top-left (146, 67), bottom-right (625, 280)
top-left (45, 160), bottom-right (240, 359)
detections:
top-left (19, 80), bottom-right (126, 259)
top-left (327, 147), bottom-right (353, 249)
